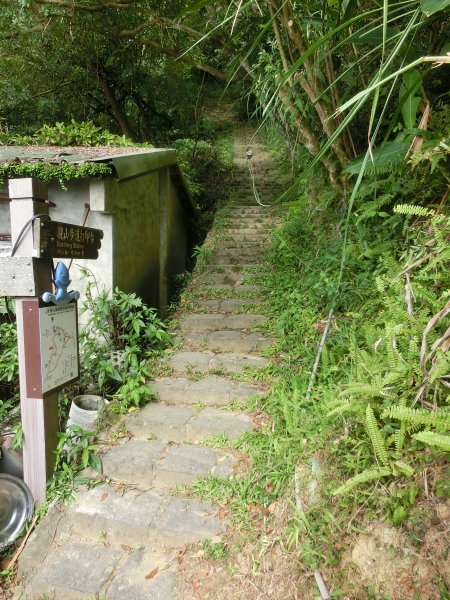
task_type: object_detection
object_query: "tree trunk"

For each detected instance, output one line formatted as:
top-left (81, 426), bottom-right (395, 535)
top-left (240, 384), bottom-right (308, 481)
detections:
top-left (88, 65), bottom-right (136, 141)
top-left (272, 1), bottom-right (351, 170)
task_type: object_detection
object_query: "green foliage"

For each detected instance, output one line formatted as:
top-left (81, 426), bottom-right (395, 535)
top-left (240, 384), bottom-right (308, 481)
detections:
top-left (333, 467), bottom-right (393, 496)
top-left (382, 406), bottom-right (450, 430)
top-left (0, 322), bottom-right (18, 387)
top-left (365, 404), bottom-right (389, 467)
top-left (192, 243), bottom-right (213, 271)
top-left (43, 427), bottom-right (100, 506)
top-left (202, 538), bottom-right (229, 559)
top-left (78, 273), bottom-right (171, 412)
top-left (0, 161), bottom-right (112, 189)
top-left (60, 425), bottom-right (102, 473)
top-left (412, 431), bottom-right (450, 450)
top-left (1, 120), bottom-right (148, 148)
top-left (0, 303), bottom-right (19, 428)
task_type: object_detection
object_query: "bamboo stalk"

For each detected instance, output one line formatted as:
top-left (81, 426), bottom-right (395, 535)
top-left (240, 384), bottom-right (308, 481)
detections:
top-left (305, 308), bottom-right (334, 401)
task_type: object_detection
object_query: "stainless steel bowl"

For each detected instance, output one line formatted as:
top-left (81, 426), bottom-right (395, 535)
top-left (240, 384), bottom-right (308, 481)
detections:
top-left (0, 474), bottom-right (34, 549)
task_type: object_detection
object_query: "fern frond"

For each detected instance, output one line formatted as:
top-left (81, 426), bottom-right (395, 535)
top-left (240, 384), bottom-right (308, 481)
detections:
top-left (392, 398), bottom-right (407, 453)
top-left (365, 404), bottom-right (390, 466)
top-left (428, 350), bottom-right (450, 385)
top-left (394, 205), bottom-right (434, 217)
top-left (357, 194), bottom-right (395, 222)
top-left (382, 406), bottom-right (450, 430)
top-left (375, 276), bottom-right (386, 295)
top-left (340, 383), bottom-right (385, 398)
top-left (326, 400), bottom-right (365, 417)
top-left (333, 467), bottom-right (392, 496)
top-left (393, 460), bottom-right (414, 476)
top-left (412, 431), bottom-right (450, 451)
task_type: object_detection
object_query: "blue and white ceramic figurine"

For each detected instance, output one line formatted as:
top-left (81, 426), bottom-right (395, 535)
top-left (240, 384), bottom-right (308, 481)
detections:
top-left (42, 262), bottom-right (80, 306)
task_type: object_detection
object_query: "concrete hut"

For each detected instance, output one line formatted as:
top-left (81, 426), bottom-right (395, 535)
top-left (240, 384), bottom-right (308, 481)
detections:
top-left (0, 147), bottom-right (195, 315)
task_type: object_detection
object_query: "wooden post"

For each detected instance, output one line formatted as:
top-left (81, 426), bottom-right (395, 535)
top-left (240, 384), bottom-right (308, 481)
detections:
top-left (9, 178), bottom-right (59, 507)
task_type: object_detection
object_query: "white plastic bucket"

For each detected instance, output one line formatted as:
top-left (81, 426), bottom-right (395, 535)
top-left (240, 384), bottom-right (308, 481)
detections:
top-left (66, 395), bottom-right (104, 432)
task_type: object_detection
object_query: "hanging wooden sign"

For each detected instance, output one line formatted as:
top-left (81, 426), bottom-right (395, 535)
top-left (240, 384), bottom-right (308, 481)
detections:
top-left (33, 218), bottom-right (103, 260)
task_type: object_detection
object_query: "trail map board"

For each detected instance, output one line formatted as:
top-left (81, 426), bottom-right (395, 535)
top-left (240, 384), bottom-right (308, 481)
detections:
top-left (39, 302), bottom-right (79, 393)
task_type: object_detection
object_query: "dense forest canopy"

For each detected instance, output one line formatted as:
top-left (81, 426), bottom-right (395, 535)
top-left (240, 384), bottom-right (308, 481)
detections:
top-left (1, 0), bottom-right (449, 181)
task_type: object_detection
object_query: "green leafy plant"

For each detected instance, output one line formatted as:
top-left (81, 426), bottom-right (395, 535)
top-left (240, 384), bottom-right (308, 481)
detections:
top-left (202, 538), bottom-right (229, 560)
top-left (60, 425), bottom-right (102, 473)
top-left (192, 243), bottom-right (213, 271)
top-left (6, 120), bottom-right (149, 148)
top-left (0, 160), bottom-right (112, 189)
top-left (42, 426), bottom-right (101, 507)
top-left (77, 273), bottom-right (171, 412)
top-left (0, 303), bottom-right (19, 429)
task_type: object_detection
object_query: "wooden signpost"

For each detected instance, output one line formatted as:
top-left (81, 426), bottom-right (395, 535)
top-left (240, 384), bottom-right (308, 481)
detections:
top-left (33, 218), bottom-right (103, 260)
top-left (2, 178), bottom-right (102, 507)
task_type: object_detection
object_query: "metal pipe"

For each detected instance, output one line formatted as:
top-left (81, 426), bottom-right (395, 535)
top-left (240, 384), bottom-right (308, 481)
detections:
top-left (314, 572), bottom-right (330, 600)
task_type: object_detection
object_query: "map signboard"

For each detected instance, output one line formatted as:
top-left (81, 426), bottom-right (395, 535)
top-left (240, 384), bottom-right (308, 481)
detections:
top-left (39, 302), bottom-right (79, 393)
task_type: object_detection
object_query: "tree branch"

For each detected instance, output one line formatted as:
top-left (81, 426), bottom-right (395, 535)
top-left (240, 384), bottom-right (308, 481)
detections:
top-left (127, 38), bottom-right (230, 82)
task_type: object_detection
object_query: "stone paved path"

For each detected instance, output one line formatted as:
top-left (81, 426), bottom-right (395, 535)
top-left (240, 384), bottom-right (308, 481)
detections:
top-left (16, 121), bottom-right (283, 600)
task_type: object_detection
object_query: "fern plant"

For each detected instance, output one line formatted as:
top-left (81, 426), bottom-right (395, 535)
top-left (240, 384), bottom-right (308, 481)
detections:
top-left (333, 404), bottom-right (414, 496)
top-left (412, 431), bottom-right (450, 451)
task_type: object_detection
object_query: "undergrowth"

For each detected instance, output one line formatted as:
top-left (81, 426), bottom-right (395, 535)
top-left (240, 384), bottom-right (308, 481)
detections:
top-left (187, 125), bottom-right (450, 597)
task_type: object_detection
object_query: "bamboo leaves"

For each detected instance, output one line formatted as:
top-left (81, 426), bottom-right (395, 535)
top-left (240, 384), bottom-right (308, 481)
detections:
top-left (343, 142), bottom-right (410, 174)
top-left (421, 0), bottom-right (450, 16)
top-left (399, 70), bottom-right (422, 129)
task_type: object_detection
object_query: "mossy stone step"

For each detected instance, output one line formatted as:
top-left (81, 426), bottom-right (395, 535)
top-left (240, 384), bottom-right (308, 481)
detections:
top-left (198, 273), bottom-right (263, 285)
top-left (173, 330), bottom-right (276, 353)
top-left (127, 402), bottom-right (253, 442)
top-left (221, 228), bottom-right (273, 236)
top-left (208, 254), bottom-right (263, 264)
top-left (186, 298), bottom-right (261, 312)
top-left (179, 313), bottom-right (268, 332)
top-left (213, 242), bottom-right (266, 252)
top-left (227, 218), bottom-right (274, 228)
top-left (149, 376), bottom-right (265, 406)
top-left (20, 534), bottom-right (179, 600)
top-left (203, 264), bottom-right (264, 274)
top-left (68, 480), bottom-right (224, 545)
top-left (167, 350), bottom-right (268, 374)
top-left (198, 284), bottom-right (261, 294)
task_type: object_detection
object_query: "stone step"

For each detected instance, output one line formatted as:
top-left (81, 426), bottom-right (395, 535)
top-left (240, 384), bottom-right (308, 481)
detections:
top-left (179, 313), bottom-right (267, 332)
top-left (149, 376), bottom-right (265, 406)
top-left (203, 264), bottom-right (263, 274)
top-left (198, 273), bottom-right (262, 285)
top-left (127, 403), bottom-right (253, 442)
top-left (229, 203), bottom-right (268, 209)
top-left (228, 208), bottom-right (267, 216)
top-left (198, 283), bottom-right (261, 294)
top-left (168, 351), bottom-right (268, 374)
top-left (186, 298), bottom-right (261, 312)
top-left (174, 330), bottom-right (276, 353)
top-left (100, 437), bottom-right (236, 490)
top-left (213, 243), bottom-right (266, 253)
top-left (19, 494), bottom-right (225, 600)
top-left (69, 482), bottom-right (225, 547)
top-left (208, 254), bottom-right (262, 265)
top-left (20, 532), bottom-right (179, 600)
top-left (220, 228), bottom-right (272, 236)
top-left (214, 236), bottom-right (269, 245)
top-left (226, 218), bottom-right (274, 228)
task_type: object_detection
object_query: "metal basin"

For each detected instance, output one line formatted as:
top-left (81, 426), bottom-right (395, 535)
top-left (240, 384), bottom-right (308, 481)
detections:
top-left (0, 474), bottom-right (33, 549)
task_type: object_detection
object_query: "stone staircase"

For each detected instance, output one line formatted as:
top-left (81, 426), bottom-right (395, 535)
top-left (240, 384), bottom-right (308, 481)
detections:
top-left (16, 123), bottom-right (283, 600)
